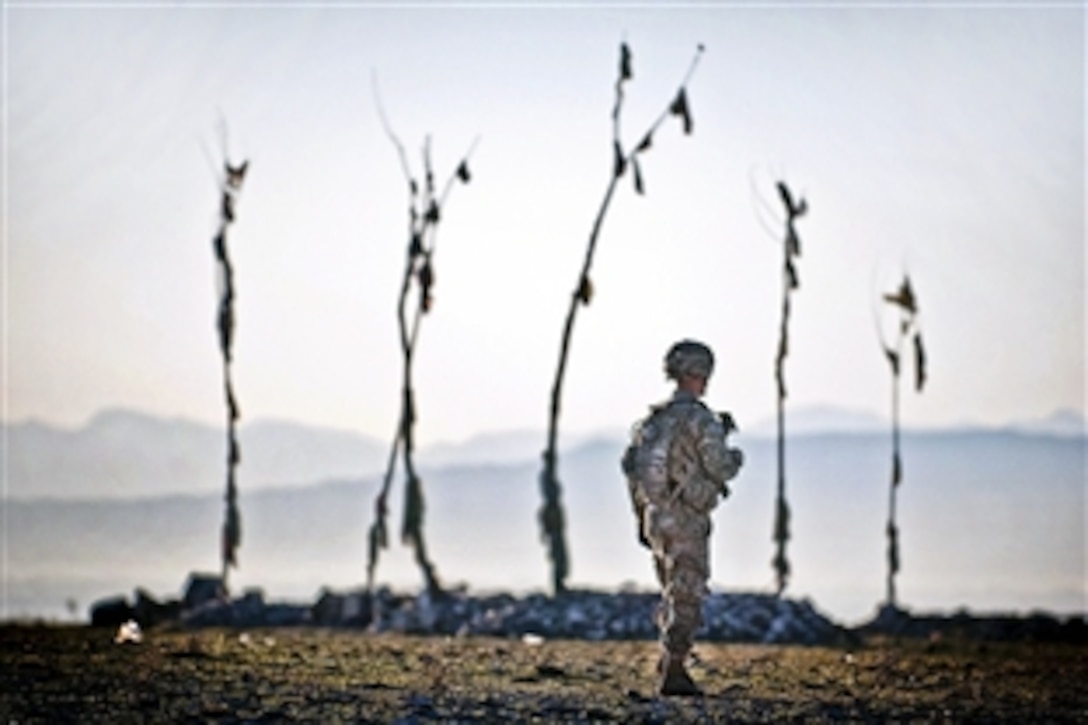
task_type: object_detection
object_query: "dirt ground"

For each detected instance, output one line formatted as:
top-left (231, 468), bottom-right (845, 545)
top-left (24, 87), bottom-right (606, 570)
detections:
top-left (2, 624), bottom-right (1086, 723)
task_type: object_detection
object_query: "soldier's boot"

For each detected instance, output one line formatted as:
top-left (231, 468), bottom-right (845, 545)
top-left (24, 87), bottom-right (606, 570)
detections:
top-left (657, 651), bottom-right (702, 697)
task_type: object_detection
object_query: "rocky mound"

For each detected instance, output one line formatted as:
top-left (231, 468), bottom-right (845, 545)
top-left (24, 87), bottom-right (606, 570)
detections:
top-left (90, 575), bottom-right (845, 645)
top-left (88, 573), bottom-right (1085, 646)
top-left (857, 602), bottom-right (1087, 644)
top-left (362, 588), bottom-right (847, 645)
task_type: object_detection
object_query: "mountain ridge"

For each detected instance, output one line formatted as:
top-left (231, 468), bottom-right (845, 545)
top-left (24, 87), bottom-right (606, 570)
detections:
top-left (4, 405), bottom-right (1083, 501)
top-left (6, 429), bottom-right (1084, 624)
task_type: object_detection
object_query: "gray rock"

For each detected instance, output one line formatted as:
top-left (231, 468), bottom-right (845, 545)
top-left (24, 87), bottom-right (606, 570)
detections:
top-left (89, 595), bottom-right (134, 628)
top-left (133, 588), bottom-right (181, 628)
top-left (182, 572), bottom-right (225, 611)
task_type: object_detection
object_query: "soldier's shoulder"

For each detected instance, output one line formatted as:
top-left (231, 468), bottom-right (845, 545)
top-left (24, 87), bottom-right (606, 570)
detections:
top-left (674, 396), bottom-right (714, 416)
top-left (632, 400), bottom-right (671, 438)
top-left (661, 398), bottom-right (711, 431)
top-left (687, 400), bottom-right (725, 431)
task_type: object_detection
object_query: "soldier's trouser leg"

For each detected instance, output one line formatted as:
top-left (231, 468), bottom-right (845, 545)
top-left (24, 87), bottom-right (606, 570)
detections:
top-left (659, 532), bottom-right (709, 658)
top-left (653, 553), bottom-right (667, 588)
top-left (652, 552), bottom-right (667, 638)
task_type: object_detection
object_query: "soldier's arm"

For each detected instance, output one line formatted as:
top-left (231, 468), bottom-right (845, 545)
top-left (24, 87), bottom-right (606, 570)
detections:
top-left (694, 407), bottom-right (742, 486)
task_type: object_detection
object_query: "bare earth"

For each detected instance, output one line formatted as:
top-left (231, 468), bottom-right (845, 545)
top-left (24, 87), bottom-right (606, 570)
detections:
top-left (2, 625), bottom-right (1086, 723)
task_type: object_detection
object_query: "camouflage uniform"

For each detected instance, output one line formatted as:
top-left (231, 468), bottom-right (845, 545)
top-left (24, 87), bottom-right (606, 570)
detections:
top-left (622, 340), bottom-right (743, 695)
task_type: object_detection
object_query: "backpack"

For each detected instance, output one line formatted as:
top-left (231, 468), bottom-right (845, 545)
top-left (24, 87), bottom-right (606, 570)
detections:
top-left (622, 401), bottom-right (687, 508)
top-left (622, 400), bottom-right (738, 515)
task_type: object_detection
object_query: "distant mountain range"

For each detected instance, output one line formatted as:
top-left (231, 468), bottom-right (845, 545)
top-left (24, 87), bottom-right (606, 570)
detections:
top-left (5, 420), bottom-right (1084, 624)
top-left (3, 406), bottom-right (1083, 501)
top-left (5, 410), bottom-right (387, 500)
top-left (742, 405), bottom-right (1087, 438)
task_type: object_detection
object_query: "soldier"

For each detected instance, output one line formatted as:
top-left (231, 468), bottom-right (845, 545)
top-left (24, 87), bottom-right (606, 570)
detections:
top-left (622, 339), bottom-right (744, 696)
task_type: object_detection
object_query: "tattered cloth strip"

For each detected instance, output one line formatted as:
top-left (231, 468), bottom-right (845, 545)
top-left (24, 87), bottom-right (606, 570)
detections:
top-left (214, 157), bottom-right (247, 575)
top-left (365, 93), bottom-right (476, 596)
top-left (540, 41), bottom-right (703, 595)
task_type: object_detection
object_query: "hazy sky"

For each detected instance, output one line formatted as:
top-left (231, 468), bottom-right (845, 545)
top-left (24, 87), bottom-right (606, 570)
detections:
top-left (4, 2), bottom-right (1084, 446)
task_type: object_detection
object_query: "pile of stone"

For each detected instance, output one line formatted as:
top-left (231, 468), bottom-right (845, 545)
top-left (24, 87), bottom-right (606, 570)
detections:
top-left (90, 574), bottom-right (848, 646)
top-left (857, 603), bottom-right (1088, 644)
top-left (365, 588), bottom-right (848, 645)
top-left (89, 577), bottom-right (1087, 645)
top-left (90, 574), bottom-right (311, 630)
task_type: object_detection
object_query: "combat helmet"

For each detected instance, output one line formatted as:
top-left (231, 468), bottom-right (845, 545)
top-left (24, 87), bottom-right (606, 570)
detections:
top-left (664, 339), bottom-right (715, 380)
